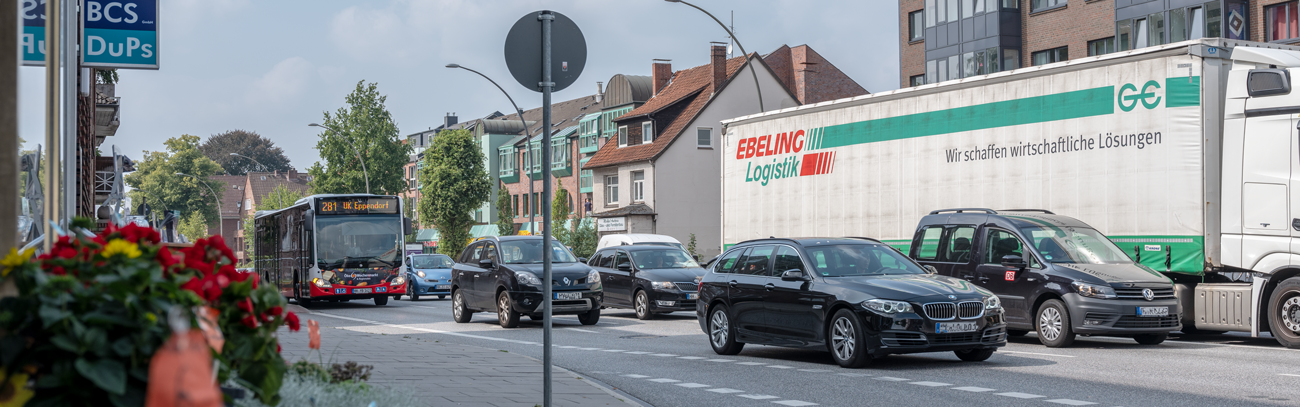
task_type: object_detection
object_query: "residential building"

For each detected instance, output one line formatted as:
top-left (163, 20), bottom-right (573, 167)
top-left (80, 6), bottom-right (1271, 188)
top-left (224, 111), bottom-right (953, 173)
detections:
top-left (899, 0), bottom-right (1258, 88)
top-left (584, 44), bottom-right (868, 259)
top-left (495, 94), bottom-right (603, 233)
top-left (212, 170), bottom-right (312, 263)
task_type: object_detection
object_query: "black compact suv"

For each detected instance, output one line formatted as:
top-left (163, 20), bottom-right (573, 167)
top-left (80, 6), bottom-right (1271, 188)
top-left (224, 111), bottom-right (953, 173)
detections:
top-left (588, 245), bottom-right (706, 320)
top-left (449, 236), bottom-right (603, 328)
top-left (909, 209), bottom-right (1180, 347)
top-left (697, 237), bottom-right (1006, 368)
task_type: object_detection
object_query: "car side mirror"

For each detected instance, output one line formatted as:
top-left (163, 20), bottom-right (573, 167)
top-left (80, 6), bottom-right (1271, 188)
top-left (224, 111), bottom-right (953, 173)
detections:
top-left (780, 269), bottom-right (809, 281)
top-left (479, 258), bottom-right (495, 269)
top-left (578, 257), bottom-right (587, 264)
top-left (923, 265), bottom-right (938, 275)
top-left (693, 254), bottom-right (700, 262)
top-left (617, 263), bottom-right (632, 271)
top-left (1000, 255), bottom-right (1027, 269)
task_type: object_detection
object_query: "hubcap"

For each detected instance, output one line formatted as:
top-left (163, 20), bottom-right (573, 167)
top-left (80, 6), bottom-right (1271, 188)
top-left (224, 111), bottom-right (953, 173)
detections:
top-left (636, 293), bottom-right (647, 316)
top-left (832, 317), bottom-right (856, 361)
top-left (453, 292), bottom-right (463, 319)
top-left (1282, 296), bottom-right (1300, 333)
top-left (499, 295), bottom-right (510, 321)
top-left (710, 310), bottom-right (729, 348)
top-left (1039, 307), bottom-right (1063, 341)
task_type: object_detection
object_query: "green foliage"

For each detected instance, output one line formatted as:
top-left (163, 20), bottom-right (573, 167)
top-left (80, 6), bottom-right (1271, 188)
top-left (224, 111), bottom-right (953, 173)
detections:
top-left (124, 134), bottom-right (225, 231)
top-left (307, 81), bottom-right (411, 195)
top-left (95, 69), bottom-right (118, 84)
top-left (419, 129), bottom-right (490, 257)
top-left (178, 210), bottom-right (208, 242)
top-left (551, 181), bottom-right (572, 246)
top-left (199, 130), bottom-right (293, 175)
top-left (687, 233), bottom-right (698, 259)
top-left (495, 185), bottom-right (514, 236)
top-left (569, 217), bottom-right (598, 259)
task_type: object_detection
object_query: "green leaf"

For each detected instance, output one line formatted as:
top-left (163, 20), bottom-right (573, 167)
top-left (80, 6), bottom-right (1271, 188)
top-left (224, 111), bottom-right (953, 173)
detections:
top-left (110, 337), bottom-right (134, 357)
top-left (50, 335), bottom-right (80, 353)
top-left (108, 385), bottom-right (144, 407)
top-left (74, 357), bottom-right (127, 395)
top-left (38, 305), bottom-right (70, 328)
top-left (83, 311), bottom-right (135, 327)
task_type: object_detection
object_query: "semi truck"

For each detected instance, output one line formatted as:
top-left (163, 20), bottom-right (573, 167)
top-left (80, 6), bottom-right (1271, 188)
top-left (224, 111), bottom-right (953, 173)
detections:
top-left (718, 38), bottom-right (1300, 348)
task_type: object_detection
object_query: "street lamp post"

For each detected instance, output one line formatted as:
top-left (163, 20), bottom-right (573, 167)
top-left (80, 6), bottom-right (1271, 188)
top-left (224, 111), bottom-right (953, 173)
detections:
top-left (445, 63), bottom-right (537, 233)
top-left (175, 172), bottom-right (223, 238)
top-left (229, 152), bottom-right (268, 173)
top-left (664, 0), bottom-right (764, 112)
top-left (308, 123), bottom-right (371, 194)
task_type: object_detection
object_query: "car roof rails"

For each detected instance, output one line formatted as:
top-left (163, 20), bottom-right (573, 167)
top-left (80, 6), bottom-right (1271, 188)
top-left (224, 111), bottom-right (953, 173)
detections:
top-left (928, 208), bottom-right (997, 215)
top-left (842, 236), bottom-right (885, 244)
top-left (736, 237), bottom-right (803, 245)
top-left (997, 209), bottom-right (1056, 214)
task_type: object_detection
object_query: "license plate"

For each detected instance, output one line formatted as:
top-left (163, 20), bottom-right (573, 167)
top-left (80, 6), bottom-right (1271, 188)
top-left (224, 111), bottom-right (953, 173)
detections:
top-left (554, 292), bottom-right (582, 300)
top-left (936, 321), bottom-right (979, 333)
top-left (352, 288), bottom-right (372, 294)
top-left (1137, 306), bottom-right (1169, 317)
top-left (435, 284), bottom-right (451, 290)
top-left (686, 293), bottom-right (698, 300)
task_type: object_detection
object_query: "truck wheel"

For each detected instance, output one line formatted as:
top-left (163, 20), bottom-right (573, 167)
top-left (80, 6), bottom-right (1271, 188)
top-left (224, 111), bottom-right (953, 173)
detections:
top-left (1035, 299), bottom-right (1076, 348)
top-left (374, 295), bottom-right (389, 306)
top-left (497, 292), bottom-right (520, 328)
top-left (452, 290), bottom-right (473, 323)
top-left (1134, 333), bottom-right (1167, 345)
top-left (954, 348), bottom-right (995, 362)
top-left (1267, 277), bottom-right (1300, 348)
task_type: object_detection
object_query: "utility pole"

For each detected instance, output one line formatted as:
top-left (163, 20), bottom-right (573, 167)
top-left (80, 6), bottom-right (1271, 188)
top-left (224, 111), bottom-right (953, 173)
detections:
top-left (2, 0), bottom-right (20, 254)
top-left (539, 11), bottom-right (555, 406)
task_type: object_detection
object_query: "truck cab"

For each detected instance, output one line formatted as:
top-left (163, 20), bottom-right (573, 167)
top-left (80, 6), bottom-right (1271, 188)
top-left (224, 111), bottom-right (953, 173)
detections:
top-left (909, 208), bottom-right (1180, 347)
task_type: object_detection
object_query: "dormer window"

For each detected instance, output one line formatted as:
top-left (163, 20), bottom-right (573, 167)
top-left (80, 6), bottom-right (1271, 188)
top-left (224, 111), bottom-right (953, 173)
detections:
top-left (642, 122), bottom-right (653, 144)
top-left (618, 126), bottom-right (628, 147)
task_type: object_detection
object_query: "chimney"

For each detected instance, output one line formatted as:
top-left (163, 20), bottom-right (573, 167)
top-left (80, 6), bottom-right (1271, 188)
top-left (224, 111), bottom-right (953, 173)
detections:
top-left (711, 43), bottom-right (727, 93)
top-left (652, 59), bottom-right (672, 95)
top-left (595, 81), bottom-right (604, 104)
top-left (798, 62), bottom-right (819, 104)
top-left (445, 112), bottom-right (458, 129)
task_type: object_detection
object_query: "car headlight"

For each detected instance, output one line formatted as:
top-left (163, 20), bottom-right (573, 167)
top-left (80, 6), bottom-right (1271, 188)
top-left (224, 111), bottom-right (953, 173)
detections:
top-left (516, 272), bottom-right (543, 287)
top-left (311, 277), bottom-right (331, 288)
top-left (984, 295), bottom-right (1002, 310)
top-left (416, 270), bottom-right (426, 278)
top-left (862, 299), bottom-right (913, 314)
top-left (650, 281), bottom-right (678, 291)
top-left (1072, 282), bottom-right (1117, 299)
top-left (587, 269), bottom-right (602, 290)
top-left (391, 276), bottom-right (406, 286)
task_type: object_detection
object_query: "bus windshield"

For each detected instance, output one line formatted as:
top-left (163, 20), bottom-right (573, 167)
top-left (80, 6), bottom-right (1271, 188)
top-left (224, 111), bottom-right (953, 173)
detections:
top-left (316, 215), bottom-right (402, 268)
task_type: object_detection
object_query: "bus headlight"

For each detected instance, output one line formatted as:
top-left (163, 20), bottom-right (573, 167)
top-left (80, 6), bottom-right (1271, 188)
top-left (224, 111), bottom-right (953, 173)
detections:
top-left (391, 276), bottom-right (406, 286)
top-left (311, 278), bottom-right (331, 288)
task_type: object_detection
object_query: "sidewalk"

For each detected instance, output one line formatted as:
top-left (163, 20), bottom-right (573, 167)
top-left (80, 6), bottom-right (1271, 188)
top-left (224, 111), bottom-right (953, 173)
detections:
top-left (278, 306), bottom-right (642, 407)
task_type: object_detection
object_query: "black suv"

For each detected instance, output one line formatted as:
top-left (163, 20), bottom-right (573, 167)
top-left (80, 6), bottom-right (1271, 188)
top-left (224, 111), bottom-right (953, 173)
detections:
top-left (449, 236), bottom-right (603, 328)
top-left (697, 238), bottom-right (1006, 368)
top-left (909, 209), bottom-right (1180, 347)
top-left (588, 245), bottom-right (706, 320)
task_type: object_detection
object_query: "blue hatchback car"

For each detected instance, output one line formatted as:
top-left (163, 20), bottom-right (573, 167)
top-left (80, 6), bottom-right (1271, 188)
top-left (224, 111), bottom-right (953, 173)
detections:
top-left (396, 254), bottom-right (455, 301)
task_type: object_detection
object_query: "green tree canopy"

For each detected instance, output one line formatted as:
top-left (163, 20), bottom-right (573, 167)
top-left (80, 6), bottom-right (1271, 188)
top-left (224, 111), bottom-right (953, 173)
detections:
top-left (495, 183), bottom-right (514, 236)
top-left (124, 135), bottom-right (225, 231)
top-left (419, 129), bottom-right (490, 257)
top-left (307, 81), bottom-right (411, 195)
top-left (199, 129), bottom-right (293, 175)
top-left (552, 181), bottom-right (571, 246)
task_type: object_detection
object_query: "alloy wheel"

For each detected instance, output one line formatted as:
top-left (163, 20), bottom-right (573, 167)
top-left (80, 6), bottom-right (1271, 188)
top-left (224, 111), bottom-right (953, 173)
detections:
top-left (499, 295), bottom-right (510, 321)
top-left (710, 310), bottom-right (729, 348)
top-left (1282, 297), bottom-right (1300, 333)
top-left (453, 292), bottom-right (464, 320)
top-left (636, 293), bottom-right (648, 317)
top-left (832, 317), bottom-right (856, 361)
top-left (1039, 306), bottom-right (1063, 341)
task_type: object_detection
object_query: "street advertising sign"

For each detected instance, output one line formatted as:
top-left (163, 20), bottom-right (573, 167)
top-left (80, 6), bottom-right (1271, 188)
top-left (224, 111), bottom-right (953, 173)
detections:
top-left (82, 0), bottom-right (159, 69)
top-left (19, 0), bottom-right (47, 66)
top-left (597, 217), bottom-right (626, 232)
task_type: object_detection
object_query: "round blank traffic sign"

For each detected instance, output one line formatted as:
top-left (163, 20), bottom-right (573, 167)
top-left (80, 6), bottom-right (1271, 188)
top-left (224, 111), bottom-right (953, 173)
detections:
top-left (504, 10), bottom-right (587, 93)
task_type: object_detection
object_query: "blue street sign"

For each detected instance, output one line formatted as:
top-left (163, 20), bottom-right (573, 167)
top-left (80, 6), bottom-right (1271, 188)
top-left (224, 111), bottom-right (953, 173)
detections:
top-left (82, 0), bottom-right (159, 69)
top-left (19, 0), bottom-right (48, 66)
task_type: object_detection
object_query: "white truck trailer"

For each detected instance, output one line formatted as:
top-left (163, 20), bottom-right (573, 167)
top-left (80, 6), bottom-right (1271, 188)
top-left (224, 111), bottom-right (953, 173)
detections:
top-left (719, 38), bottom-right (1300, 348)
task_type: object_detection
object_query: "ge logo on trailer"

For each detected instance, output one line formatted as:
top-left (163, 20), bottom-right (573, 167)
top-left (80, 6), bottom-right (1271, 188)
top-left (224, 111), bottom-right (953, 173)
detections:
top-left (1119, 80), bottom-right (1163, 112)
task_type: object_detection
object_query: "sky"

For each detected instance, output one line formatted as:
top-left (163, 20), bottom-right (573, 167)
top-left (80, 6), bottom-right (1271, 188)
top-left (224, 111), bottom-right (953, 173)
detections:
top-left (18, 0), bottom-right (900, 169)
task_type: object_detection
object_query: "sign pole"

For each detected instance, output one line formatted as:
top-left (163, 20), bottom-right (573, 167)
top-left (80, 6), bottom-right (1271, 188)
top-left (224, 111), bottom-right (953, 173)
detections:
top-left (539, 10), bottom-right (555, 407)
top-left (43, 0), bottom-right (62, 250)
top-left (62, 0), bottom-right (77, 225)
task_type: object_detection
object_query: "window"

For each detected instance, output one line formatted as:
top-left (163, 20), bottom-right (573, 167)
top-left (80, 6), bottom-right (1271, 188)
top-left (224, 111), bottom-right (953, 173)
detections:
top-left (513, 195), bottom-right (519, 217)
top-left (530, 142), bottom-right (542, 173)
top-left (551, 139), bottom-right (568, 170)
top-left (618, 126), bottom-right (628, 147)
top-left (1170, 8), bottom-right (1188, 43)
top-left (1117, 19), bottom-right (1132, 51)
top-left (975, 0), bottom-right (985, 15)
top-left (948, 55), bottom-right (959, 80)
top-left (631, 171), bottom-right (645, 202)
top-left (962, 0), bottom-right (973, 19)
top-left (962, 52), bottom-right (975, 77)
top-left (522, 194), bottom-right (529, 217)
top-left (1087, 37), bottom-right (1115, 56)
top-left (713, 248), bottom-right (745, 273)
top-left (936, 0), bottom-right (947, 24)
top-left (1031, 0), bottom-right (1063, 12)
top-left (773, 246), bottom-right (806, 273)
top-left (909, 10), bottom-right (924, 40)
top-left (1189, 7), bottom-right (1205, 39)
top-left (697, 127), bottom-right (712, 148)
top-left (1002, 0), bottom-right (1017, 9)
top-left (937, 59), bottom-right (948, 81)
top-left (498, 148), bottom-right (514, 176)
top-left (910, 74), bottom-right (926, 87)
top-left (245, 199), bottom-right (251, 210)
top-left (1134, 18), bottom-right (1149, 48)
top-left (605, 175), bottom-right (619, 204)
top-left (736, 245), bottom-right (775, 276)
top-left (1267, 2), bottom-right (1299, 42)
top-left (1207, 1), bottom-right (1222, 38)
top-left (942, 226), bottom-right (976, 263)
top-left (986, 0), bottom-right (996, 13)
top-left (925, 60), bottom-right (937, 84)
top-left (1150, 11), bottom-right (1166, 46)
top-left (985, 47), bottom-right (999, 73)
top-left (1225, 0), bottom-right (1249, 40)
top-left (641, 122), bottom-right (653, 144)
top-left (947, 0), bottom-right (957, 22)
top-left (1002, 49), bottom-right (1020, 70)
top-left (927, 0), bottom-right (937, 27)
top-left (1031, 46), bottom-right (1067, 65)
top-left (915, 227), bottom-right (943, 260)
top-left (983, 229), bottom-right (1025, 264)
top-left (532, 193), bottom-right (539, 217)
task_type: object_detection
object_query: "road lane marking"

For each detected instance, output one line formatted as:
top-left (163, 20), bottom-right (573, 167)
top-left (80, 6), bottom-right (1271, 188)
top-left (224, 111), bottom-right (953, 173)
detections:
top-left (837, 373), bottom-right (871, 377)
top-left (649, 353), bottom-right (678, 357)
top-left (708, 388), bottom-right (745, 394)
top-left (875, 377), bottom-right (909, 381)
top-left (568, 328), bottom-right (599, 333)
top-left (1045, 399), bottom-right (1098, 406)
top-left (678, 356), bottom-right (707, 360)
top-left (675, 383), bottom-right (711, 388)
top-left (995, 392), bottom-right (1045, 399)
top-left (910, 381), bottom-right (952, 387)
top-left (577, 347), bottom-right (601, 350)
top-left (1001, 350), bottom-right (1076, 358)
top-left (560, 346), bottom-right (579, 349)
top-left (648, 378), bottom-right (680, 383)
top-left (624, 351), bottom-right (652, 355)
top-left (951, 387), bottom-right (995, 392)
top-left (772, 401), bottom-right (818, 406)
top-left (1279, 374), bottom-right (1300, 377)
top-left (797, 369), bottom-right (831, 373)
top-left (705, 359), bottom-right (735, 362)
top-left (622, 374), bottom-right (650, 378)
top-left (737, 362), bottom-right (767, 366)
top-left (766, 365), bottom-right (794, 369)
top-left (738, 395), bottom-right (780, 400)
top-left (601, 349), bottom-right (627, 352)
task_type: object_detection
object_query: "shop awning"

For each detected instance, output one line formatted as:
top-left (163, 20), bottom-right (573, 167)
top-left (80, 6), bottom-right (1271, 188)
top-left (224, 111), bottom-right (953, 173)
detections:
top-left (469, 225), bottom-right (499, 239)
top-left (415, 229), bottom-right (439, 242)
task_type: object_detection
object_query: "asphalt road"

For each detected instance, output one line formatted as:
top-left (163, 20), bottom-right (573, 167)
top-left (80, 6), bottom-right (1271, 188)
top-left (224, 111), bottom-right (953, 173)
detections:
top-left (293, 297), bottom-right (1300, 407)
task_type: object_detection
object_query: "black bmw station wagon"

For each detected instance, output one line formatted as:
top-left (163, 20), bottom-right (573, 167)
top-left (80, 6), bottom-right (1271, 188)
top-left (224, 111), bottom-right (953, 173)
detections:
top-left (697, 238), bottom-right (1007, 368)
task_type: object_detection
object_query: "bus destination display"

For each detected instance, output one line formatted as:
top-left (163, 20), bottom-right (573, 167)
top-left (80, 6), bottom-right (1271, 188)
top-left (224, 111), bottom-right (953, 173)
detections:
top-left (316, 197), bottom-right (399, 215)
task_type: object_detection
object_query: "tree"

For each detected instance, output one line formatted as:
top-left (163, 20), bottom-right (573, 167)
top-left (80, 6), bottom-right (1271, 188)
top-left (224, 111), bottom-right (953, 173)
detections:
top-left (495, 183), bottom-right (514, 236)
top-left (551, 181), bottom-right (572, 247)
top-left (419, 129), bottom-right (490, 257)
top-left (687, 233), bottom-right (698, 259)
top-left (199, 130), bottom-right (293, 175)
top-left (569, 217), bottom-right (598, 259)
top-left (242, 184), bottom-right (309, 260)
top-left (124, 135), bottom-right (225, 232)
top-left (308, 81), bottom-right (411, 195)
top-left (179, 211), bottom-right (209, 241)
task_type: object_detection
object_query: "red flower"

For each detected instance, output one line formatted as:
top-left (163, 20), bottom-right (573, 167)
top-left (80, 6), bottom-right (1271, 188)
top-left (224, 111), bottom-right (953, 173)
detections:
top-left (236, 298), bottom-right (254, 313)
top-left (285, 312), bottom-right (300, 332)
top-left (208, 237), bottom-right (236, 263)
top-left (240, 315), bottom-right (258, 329)
top-left (156, 248), bottom-right (178, 270)
top-left (260, 313), bottom-right (273, 322)
top-left (277, 343), bottom-right (282, 353)
top-left (49, 266), bottom-right (66, 276)
top-left (269, 306), bottom-right (283, 316)
top-left (55, 247), bottom-right (76, 260)
top-left (181, 276), bottom-right (203, 294)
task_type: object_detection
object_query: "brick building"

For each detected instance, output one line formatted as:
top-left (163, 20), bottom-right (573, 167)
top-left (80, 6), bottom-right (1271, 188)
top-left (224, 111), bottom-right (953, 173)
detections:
top-left (898, 0), bottom-right (1272, 88)
top-left (208, 170), bottom-right (312, 263)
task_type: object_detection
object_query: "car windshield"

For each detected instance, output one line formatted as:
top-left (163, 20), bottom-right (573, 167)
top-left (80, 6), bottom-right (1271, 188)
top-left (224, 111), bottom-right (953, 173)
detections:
top-left (410, 255), bottom-right (453, 269)
top-left (315, 215), bottom-right (402, 268)
top-left (630, 248), bottom-right (700, 269)
top-left (805, 244), bottom-right (926, 277)
top-left (499, 240), bottom-right (579, 264)
top-left (1021, 226), bottom-right (1133, 264)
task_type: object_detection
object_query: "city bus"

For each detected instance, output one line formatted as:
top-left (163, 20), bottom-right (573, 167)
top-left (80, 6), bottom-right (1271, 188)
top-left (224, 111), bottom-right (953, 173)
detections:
top-left (254, 194), bottom-right (412, 306)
